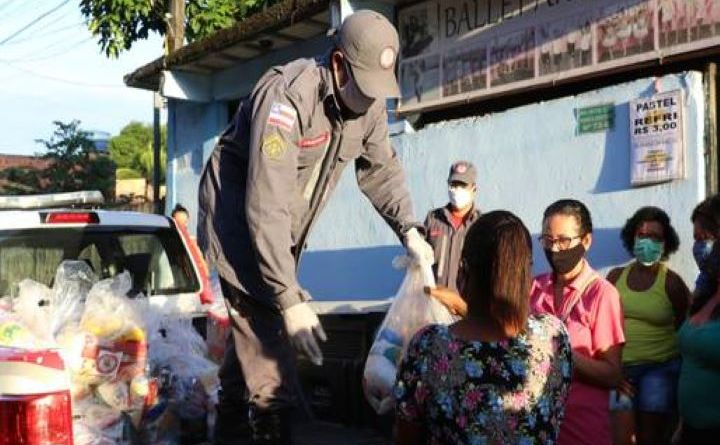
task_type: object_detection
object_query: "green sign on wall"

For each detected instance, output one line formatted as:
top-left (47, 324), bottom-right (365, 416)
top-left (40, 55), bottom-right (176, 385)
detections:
top-left (576, 104), bottom-right (615, 134)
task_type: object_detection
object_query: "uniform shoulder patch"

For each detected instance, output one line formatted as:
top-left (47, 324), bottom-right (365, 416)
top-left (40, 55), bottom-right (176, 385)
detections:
top-left (266, 102), bottom-right (297, 132)
top-left (262, 134), bottom-right (287, 160)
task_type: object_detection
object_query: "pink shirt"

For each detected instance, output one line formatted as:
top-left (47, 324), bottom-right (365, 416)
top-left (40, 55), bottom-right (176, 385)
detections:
top-left (530, 260), bottom-right (625, 445)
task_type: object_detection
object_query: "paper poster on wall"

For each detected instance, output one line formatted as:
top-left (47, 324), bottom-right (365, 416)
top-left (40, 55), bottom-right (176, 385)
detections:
top-left (539, 15), bottom-right (594, 77)
top-left (597, 2), bottom-right (654, 63)
top-left (397, 0), bottom-right (720, 113)
top-left (442, 43), bottom-right (487, 97)
top-left (629, 90), bottom-right (685, 186)
top-left (398, 2), bottom-right (438, 59)
top-left (400, 55), bottom-right (441, 106)
top-left (659, 0), bottom-right (720, 48)
top-left (489, 28), bottom-right (535, 87)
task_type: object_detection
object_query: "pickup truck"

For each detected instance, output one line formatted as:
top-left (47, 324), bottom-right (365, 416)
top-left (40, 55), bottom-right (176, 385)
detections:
top-left (0, 191), bottom-right (205, 444)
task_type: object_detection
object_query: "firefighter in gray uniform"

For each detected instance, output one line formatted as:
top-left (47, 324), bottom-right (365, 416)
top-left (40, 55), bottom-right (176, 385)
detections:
top-left (424, 161), bottom-right (480, 292)
top-left (198, 10), bottom-right (433, 445)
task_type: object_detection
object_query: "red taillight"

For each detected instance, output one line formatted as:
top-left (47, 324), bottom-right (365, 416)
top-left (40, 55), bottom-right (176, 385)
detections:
top-left (44, 212), bottom-right (98, 224)
top-left (0, 391), bottom-right (73, 445)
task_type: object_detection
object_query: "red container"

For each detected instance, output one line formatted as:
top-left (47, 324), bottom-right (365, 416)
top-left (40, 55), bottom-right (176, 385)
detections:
top-left (0, 347), bottom-right (73, 445)
top-left (0, 391), bottom-right (74, 445)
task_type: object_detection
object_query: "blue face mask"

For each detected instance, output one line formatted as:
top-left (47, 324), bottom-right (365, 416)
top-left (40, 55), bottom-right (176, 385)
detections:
top-left (693, 240), bottom-right (715, 268)
top-left (633, 237), bottom-right (664, 266)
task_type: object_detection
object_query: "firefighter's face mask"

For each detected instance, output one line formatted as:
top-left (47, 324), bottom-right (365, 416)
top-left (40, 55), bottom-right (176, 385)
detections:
top-left (333, 54), bottom-right (375, 115)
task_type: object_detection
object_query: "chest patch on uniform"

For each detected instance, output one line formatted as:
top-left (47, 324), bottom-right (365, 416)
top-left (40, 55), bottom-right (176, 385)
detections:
top-left (262, 134), bottom-right (287, 160)
top-left (299, 132), bottom-right (329, 149)
top-left (267, 102), bottom-right (297, 132)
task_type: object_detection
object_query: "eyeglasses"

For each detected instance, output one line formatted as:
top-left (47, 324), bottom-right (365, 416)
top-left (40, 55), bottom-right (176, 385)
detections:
top-left (538, 235), bottom-right (582, 250)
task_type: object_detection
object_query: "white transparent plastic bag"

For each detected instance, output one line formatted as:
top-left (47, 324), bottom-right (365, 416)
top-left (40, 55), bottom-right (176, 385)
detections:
top-left (14, 279), bottom-right (54, 343)
top-left (51, 260), bottom-right (97, 337)
top-left (0, 311), bottom-right (46, 349)
top-left (80, 271), bottom-right (143, 341)
top-left (362, 258), bottom-right (456, 414)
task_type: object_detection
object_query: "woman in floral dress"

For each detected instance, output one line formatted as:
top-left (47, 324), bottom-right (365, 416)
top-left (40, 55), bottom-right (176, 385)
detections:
top-left (394, 210), bottom-right (573, 445)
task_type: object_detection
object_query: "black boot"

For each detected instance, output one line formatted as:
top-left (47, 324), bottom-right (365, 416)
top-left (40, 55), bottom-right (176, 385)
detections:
top-left (214, 388), bottom-right (252, 445)
top-left (248, 406), bottom-right (293, 445)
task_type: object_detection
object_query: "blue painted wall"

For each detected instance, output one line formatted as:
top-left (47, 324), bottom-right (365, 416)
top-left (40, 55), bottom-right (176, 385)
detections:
top-left (165, 66), bottom-right (706, 301)
top-left (165, 100), bottom-right (226, 232)
top-left (300, 72), bottom-right (706, 301)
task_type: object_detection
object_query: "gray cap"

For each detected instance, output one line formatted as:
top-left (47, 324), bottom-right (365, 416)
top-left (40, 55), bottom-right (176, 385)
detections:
top-left (330, 10), bottom-right (401, 99)
top-left (448, 161), bottom-right (477, 185)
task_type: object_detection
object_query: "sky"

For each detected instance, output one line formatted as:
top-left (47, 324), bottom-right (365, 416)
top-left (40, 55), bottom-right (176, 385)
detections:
top-left (0, 0), bottom-right (164, 156)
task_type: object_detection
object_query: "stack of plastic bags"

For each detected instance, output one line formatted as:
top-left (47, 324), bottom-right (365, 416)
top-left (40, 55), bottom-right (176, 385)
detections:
top-left (0, 260), bottom-right (220, 445)
top-left (144, 317), bottom-right (220, 444)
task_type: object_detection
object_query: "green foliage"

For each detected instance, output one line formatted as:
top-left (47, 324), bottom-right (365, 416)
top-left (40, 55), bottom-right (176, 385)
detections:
top-left (137, 141), bottom-right (167, 182)
top-left (109, 122), bottom-right (152, 169)
top-left (80, 0), bottom-right (166, 59)
top-left (80, 0), bottom-right (280, 58)
top-left (0, 121), bottom-right (116, 197)
top-left (109, 122), bottom-right (166, 182)
top-left (38, 121), bottom-right (116, 197)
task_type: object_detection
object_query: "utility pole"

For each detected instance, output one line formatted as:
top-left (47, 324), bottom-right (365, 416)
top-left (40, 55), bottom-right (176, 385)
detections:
top-left (153, 92), bottom-right (162, 214)
top-left (168, 0), bottom-right (185, 53)
top-left (153, 1), bottom-right (183, 214)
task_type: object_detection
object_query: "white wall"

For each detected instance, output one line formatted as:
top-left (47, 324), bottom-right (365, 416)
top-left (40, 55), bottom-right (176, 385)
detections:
top-left (301, 72), bottom-right (707, 300)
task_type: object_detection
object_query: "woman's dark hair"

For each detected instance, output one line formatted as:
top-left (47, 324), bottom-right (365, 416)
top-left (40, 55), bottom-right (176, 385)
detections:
top-left (171, 203), bottom-right (188, 217)
top-left (691, 195), bottom-right (720, 236)
top-left (620, 206), bottom-right (680, 258)
top-left (461, 210), bottom-right (532, 335)
top-left (690, 195), bottom-right (720, 318)
top-left (542, 199), bottom-right (593, 236)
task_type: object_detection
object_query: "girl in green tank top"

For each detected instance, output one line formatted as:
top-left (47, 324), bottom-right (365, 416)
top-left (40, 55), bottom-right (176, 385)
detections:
top-left (607, 207), bottom-right (690, 445)
top-left (615, 264), bottom-right (679, 364)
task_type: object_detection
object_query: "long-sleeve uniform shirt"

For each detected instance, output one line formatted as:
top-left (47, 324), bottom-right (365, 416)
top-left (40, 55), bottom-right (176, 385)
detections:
top-left (198, 57), bottom-right (418, 312)
top-left (424, 206), bottom-right (480, 290)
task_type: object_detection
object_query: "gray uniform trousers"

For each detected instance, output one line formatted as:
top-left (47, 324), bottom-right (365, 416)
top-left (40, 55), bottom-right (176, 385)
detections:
top-left (218, 278), bottom-right (305, 413)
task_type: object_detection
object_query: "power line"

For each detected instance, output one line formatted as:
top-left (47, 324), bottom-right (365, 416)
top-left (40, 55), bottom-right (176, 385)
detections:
top-left (8, 27), bottom-right (88, 58)
top-left (0, 59), bottom-right (125, 88)
top-left (3, 21), bottom-right (86, 46)
top-left (0, 0), bottom-right (71, 46)
top-left (0, 37), bottom-right (93, 63)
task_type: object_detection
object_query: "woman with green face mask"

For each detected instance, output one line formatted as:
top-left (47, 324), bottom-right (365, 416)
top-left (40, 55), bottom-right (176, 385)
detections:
top-left (607, 206), bottom-right (690, 445)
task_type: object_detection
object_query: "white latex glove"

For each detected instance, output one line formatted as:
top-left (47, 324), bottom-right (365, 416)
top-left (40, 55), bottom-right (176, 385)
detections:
top-left (282, 302), bottom-right (327, 366)
top-left (404, 227), bottom-right (434, 266)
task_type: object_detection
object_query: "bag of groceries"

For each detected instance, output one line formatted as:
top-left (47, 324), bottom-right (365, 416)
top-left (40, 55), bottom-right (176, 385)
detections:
top-left (362, 258), bottom-right (456, 414)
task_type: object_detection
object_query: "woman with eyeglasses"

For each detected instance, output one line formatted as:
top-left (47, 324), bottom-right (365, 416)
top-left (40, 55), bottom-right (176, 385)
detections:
top-left (530, 199), bottom-right (625, 445)
top-left (605, 207), bottom-right (689, 445)
top-left (607, 207), bottom-right (690, 445)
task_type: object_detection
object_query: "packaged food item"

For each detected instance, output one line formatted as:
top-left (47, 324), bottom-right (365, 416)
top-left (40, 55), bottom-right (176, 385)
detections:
top-left (0, 313), bottom-right (42, 349)
top-left (97, 381), bottom-right (130, 411)
top-left (5, 261), bottom-right (221, 444)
